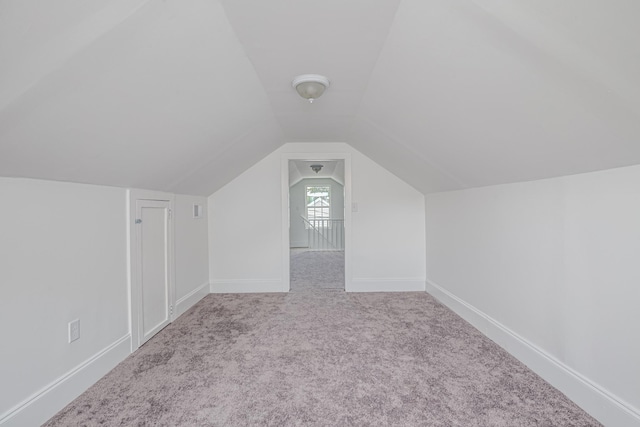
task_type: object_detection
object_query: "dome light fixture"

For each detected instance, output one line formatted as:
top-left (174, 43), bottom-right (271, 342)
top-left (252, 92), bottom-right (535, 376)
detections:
top-left (310, 164), bottom-right (323, 173)
top-left (292, 74), bottom-right (330, 103)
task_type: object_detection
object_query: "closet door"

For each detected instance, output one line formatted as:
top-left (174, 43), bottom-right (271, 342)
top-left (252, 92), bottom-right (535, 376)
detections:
top-left (135, 199), bottom-right (173, 345)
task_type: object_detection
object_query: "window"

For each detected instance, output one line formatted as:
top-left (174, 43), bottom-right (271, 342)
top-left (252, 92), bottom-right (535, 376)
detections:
top-left (306, 186), bottom-right (330, 224)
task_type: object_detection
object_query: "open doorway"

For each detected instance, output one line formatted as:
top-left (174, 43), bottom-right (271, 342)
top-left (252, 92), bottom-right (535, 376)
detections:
top-left (288, 159), bottom-right (345, 292)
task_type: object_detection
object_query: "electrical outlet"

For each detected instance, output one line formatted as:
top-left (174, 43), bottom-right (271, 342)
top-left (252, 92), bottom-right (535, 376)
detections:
top-left (68, 319), bottom-right (80, 343)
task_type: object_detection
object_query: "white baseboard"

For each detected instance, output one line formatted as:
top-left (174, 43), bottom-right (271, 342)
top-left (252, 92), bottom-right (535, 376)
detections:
top-left (349, 277), bottom-right (425, 292)
top-left (0, 334), bottom-right (131, 427)
top-left (289, 241), bottom-right (308, 248)
top-left (425, 279), bottom-right (640, 427)
top-left (175, 282), bottom-right (210, 317)
top-left (210, 279), bottom-right (284, 293)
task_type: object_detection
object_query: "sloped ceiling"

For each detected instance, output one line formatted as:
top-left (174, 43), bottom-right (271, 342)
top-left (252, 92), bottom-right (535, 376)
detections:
top-left (289, 160), bottom-right (344, 187)
top-left (1, 0), bottom-right (639, 195)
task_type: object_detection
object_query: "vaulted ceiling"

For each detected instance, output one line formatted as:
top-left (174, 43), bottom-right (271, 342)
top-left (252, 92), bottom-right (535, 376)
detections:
top-left (1, 0), bottom-right (639, 195)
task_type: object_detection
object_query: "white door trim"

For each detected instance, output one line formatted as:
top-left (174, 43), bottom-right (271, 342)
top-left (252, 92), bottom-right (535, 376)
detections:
top-left (281, 153), bottom-right (352, 292)
top-left (127, 189), bottom-right (175, 351)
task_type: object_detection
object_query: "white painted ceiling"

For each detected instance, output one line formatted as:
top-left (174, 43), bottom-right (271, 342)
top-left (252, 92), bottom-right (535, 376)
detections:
top-left (1, 0), bottom-right (639, 195)
top-left (289, 160), bottom-right (344, 187)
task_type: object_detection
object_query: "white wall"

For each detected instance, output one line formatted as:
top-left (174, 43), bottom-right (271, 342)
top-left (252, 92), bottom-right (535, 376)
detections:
top-left (0, 178), bottom-right (130, 426)
top-left (174, 194), bottom-right (209, 316)
top-left (208, 142), bottom-right (426, 293)
top-left (351, 149), bottom-right (425, 290)
top-left (425, 165), bottom-right (640, 427)
top-left (0, 179), bottom-right (210, 426)
top-left (208, 151), bottom-right (284, 292)
top-left (289, 178), bottom-right (344, 248)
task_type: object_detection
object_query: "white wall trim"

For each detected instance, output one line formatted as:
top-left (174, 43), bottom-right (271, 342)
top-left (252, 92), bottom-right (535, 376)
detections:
top-left (350, 277), bottom-right (425, 292)
top-left (210, 279), bottom-right (284, 293)
top-left (0, 334), bottom-right (131, 427)
top-left (425, 279), bottom-right (640, 427)
top-left (289, 240), bottom-right (308, 248)
top-left (175, 282), bottom-right (210, 317)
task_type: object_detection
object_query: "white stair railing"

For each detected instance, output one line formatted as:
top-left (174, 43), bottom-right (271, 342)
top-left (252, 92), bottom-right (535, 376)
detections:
top-left (301, 216), bottom-right (344, 250)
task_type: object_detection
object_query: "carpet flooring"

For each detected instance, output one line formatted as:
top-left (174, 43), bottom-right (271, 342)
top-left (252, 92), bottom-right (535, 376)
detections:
top-left (290, 249), bottom-right (344, 292)
top-left (44, 291), bottom-right (600, 426)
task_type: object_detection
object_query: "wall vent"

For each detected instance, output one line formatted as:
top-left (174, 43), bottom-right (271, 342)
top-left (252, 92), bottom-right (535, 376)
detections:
top-left (193, 204), bottom-right (203, 219)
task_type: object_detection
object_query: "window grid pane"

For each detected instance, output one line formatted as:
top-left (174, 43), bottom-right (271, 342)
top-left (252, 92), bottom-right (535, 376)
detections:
top-left (306, 186), bottom-right (331, 224)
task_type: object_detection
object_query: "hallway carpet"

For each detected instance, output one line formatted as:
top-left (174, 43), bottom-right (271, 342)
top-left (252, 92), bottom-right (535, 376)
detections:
top-left (44, 292), bottom-right (600, 426)
top-left (290, 249), bottom-right (344, 292)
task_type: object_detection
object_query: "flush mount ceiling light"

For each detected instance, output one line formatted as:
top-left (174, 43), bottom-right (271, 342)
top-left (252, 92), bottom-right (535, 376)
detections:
top-left (310, 164), bottom-right (323, 173)
top-left (292, 74), bottom-right (330, 103)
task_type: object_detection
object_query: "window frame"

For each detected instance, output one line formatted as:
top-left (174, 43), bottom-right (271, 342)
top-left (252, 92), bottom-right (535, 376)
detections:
top-left (305, 185), bottom-right (331, 224)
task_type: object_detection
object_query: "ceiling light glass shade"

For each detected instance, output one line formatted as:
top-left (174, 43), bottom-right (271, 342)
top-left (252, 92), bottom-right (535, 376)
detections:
top-left (292, 74), bottom-right (330, 103)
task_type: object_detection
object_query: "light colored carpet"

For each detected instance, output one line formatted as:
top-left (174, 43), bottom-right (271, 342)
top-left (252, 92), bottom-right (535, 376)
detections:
top-left (290, 249), bottom-right (344, 292)
top-left (44, 292), bottom-right (600, 426)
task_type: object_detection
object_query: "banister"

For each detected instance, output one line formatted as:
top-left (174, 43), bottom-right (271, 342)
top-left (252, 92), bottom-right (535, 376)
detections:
top-left (300, 215), bottom-right (344, 250)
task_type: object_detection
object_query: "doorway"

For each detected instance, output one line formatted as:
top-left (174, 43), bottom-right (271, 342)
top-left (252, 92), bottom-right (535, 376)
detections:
top-left (283, 156), bottom-right (351, 292)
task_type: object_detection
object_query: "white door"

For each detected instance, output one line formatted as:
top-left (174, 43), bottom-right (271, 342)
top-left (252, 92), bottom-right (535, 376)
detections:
top-left (135, 199), bottom-right (173, 346)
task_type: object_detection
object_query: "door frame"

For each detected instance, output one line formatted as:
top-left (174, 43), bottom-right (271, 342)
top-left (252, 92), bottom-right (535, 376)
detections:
top-left (281, 152), bottom-right (352, 292)
top-left (127, 189), bottom-right (175, 351)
